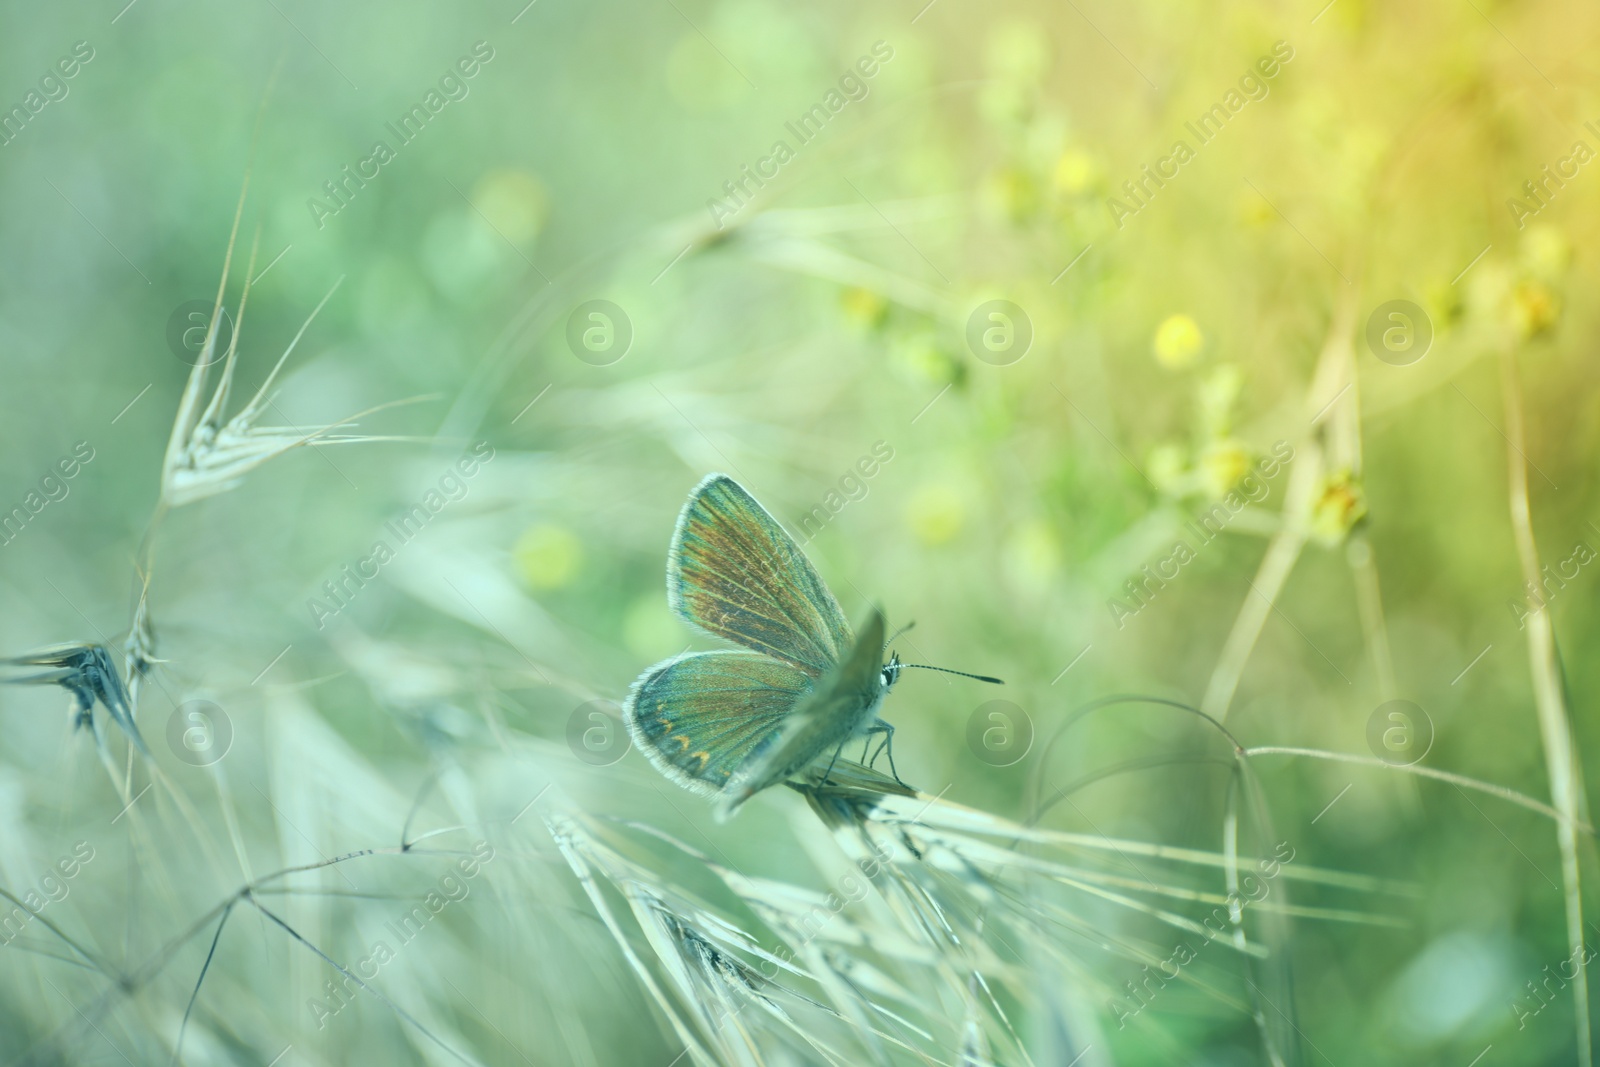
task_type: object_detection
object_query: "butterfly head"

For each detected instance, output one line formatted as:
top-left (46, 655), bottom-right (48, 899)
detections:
top-left (880, 650), bottom-right (904, 692)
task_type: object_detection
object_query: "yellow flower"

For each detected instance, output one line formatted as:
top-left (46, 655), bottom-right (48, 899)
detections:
top-left (514, 523), bottom-right (583, 589)
top-left (1309, 471), bottom-right (1367, 545)
top-left (1511, 280), bottom-right (1560, 339)
top-left (1199, 439), bottom-right (1251, 499)
top-left (1053, 151), bottom-right (1098, 195)
top-left (1237, 187), bottom-right (1275, 226)
top-left (471, 169), bottom-right (549, 247)
top-left (1520, 225), bottom-right (1571, 281)
top-left (986, 166), bottom-right (1038, 224)
top-left (840, 287), bottom-right (889, 330)
top-left (907, 485), bottom-right (965, 546)
top-left (1153, 314), bottom-right (1204, 369)
top-left (891, 331), bottom-right (965, 387)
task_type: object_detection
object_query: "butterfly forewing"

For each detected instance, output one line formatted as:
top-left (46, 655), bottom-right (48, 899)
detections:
top-left (624, 650), bottom-right (814, 796)
top-left (669, 475), bottom-right (854, 677)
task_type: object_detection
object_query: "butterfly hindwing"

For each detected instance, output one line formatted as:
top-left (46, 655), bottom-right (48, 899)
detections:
top-left (669, 474), bottom-right (854, 677)
top-left (623, 649), bottom-right (814, 796)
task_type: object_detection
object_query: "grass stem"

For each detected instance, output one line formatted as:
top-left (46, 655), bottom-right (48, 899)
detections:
top-left (1499, 341), bottom-right (1592, 1067)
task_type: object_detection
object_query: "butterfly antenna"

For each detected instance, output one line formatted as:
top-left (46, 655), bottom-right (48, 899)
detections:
top-left (884, 620), bottom-right (917, 646)
top-left (896, 663), bottom-right (1004, 685)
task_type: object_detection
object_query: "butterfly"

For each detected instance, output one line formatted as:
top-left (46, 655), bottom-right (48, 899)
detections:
top-left (623, 474), bottom-right (1000, 820)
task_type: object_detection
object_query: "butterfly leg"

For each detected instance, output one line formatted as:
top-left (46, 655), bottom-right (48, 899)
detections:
top-left (865, 730), bottom-right (889, 768)
top-left (820, 738), bottom-right (849, 788)
top-left (863, 722), bottom-right (907, 787)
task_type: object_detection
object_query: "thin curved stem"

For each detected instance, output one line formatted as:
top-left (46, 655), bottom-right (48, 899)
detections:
top-left (1499, 342), bottom-right (1592, 1067)
top-left (1244, 746), bottom-right (1588, 833)
top-left (1201, 289), bottom-right (1360, 720)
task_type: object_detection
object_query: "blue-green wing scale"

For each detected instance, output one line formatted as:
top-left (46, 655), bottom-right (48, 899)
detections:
top-left (668, 474), bottom-right (854, 677)
top-left (623, 650), bottom-right (815, 796)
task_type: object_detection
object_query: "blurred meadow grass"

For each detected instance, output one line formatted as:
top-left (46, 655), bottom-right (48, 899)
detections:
top-left (1, 0), bottom-right (1599, 1064)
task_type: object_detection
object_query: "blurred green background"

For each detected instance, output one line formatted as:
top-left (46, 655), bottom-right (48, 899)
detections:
top-left (1, 0), bottom-right (1598, 1063)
